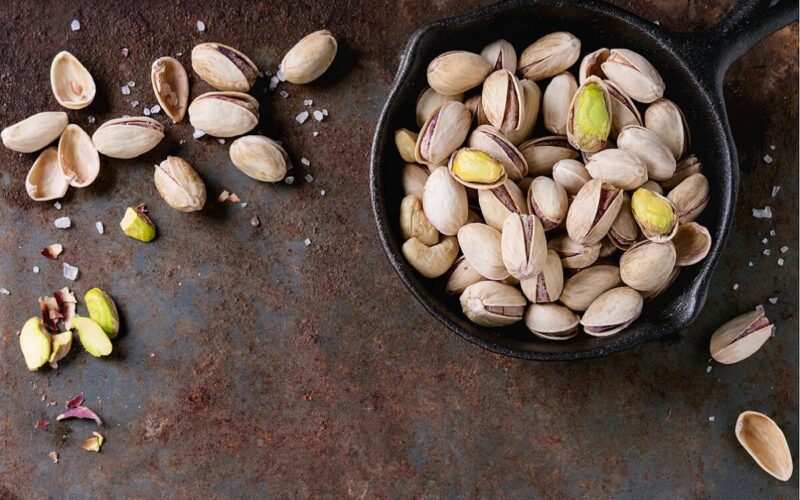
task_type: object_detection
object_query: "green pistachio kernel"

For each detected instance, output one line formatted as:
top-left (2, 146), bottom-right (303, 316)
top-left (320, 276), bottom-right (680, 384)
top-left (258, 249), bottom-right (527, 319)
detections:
top-left (120, 204), bottom-right (156, 242)
top-left (573, 82), bottom-right (611, 151)
top-left (631, 188), bottom-right (676, 238)
top-left (84, 288), bottom-right (119, 338)
top-left (451, 149), bottom-right (504, 185)
top-left (69, 316), bottom-right (113, 357)
top-left (19, 317), bottom-right (51, 371)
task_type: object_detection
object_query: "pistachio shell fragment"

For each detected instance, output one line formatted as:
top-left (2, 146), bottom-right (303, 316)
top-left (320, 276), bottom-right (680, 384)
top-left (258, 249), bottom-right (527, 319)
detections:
top-left (527, 176), bottom-right (569, 231)
top-left (710, 306), bottom-right (774, 365)
top-left (619, 240), bottom-right (676, 292)
top-left (501, 213), bottom-right (547, 280)
top-left (468, 125), bottom-right (528, 181)
top-left (427, 51), bottom-right (492, 96)
top-left (667, 173), bottom-right (709, 223)
top-left (617, 125), bottom-right (676, 181)
top-left (2, 112), bottom-right (68, 153)
top-left (154, 156), bottom-right (206, 213)
top-left (400, 195), bottom-right (439, 246)
top-left (581, 286), bottom-right (643, 336)
top-left (280, 30), bottom-right (337, 84)
top-left (672, 222), bottom-right (711, 266)
top-left (151, 56), bottom-right (189, 123)
top-left (84, 288), bottom-right (120, 339)
top-left (58, 124), bottom-right (100, 188)
top-left (415, 101), bottom-right (471, 167)
top-left (460, 281), bottom-right (526, 327)
top-left (120, 205), bottom-right (156, 242)
top-left (735, 411), bottom-right (793, 481)
top-left (402, 236), bottom-right (459, 278)
top-left (631, 187), bottom-right (678, 242)
top-left (422, 166), bottom-right (468, 235)
top-left (416, 87), bottom-right (464, 127)
top-left (524, 303), bottom-right (579, 340)
top-left (477, 179), bottom-right (527, 231)
top-left (552, 159), bottom-right (590, 195)
top-left (543, 72), bottom-right (578, 135)
top-left (481, 39), bottom-right (517, 71)
top-left (26, 147), bottom-right (69, 201)
top-left (520, 250), bottom-right (563, 304)
top-left (449, 148), bottom-right (507, 189)
top-left (445, 256), bottom-right (484, 295)
top-left (395, 128), bottom-right (419, 163)
top-left (601, 48), bottom-right (665, 103)
top-left (92, 117), bottom-right (164, 159)
top-left (192, 42), bottom-right (258, 91)
top-left (644, 98), bottom-right (690, 159)
top-left (560, 264), bottom-right (622, 312)
top-left (519, 136), bottom-right (578, 176)
top-left (229, 135), bottom-right (290, 182)
top-left (585, 148), bottom-right (648, 190)
top-left (566, 179), bottom-right (623, 245)
top-left (579, 48), bottom-right (610, 83)
top-left (19, 317), bottom-right (51, 371)
top-left (402, 163), bottom-right (429, 199)
top-left (188, 91), bottom-right (259, 138)
top-left (69, 316), bottom-right (112, 357)
top-left (50, 51), bottom-right (96, 109)
top-left (567, 77), bottom-right (612, 153)
top-left (518, 32), bottom-right (581, 81)
top-left (458, 223), bottom-right (509, 280)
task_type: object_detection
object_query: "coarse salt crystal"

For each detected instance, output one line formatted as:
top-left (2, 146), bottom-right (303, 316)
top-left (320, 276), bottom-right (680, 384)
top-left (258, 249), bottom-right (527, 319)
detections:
top-left (54, 217), bottom-right (71, 229)
top-left (121, 85), bottom-right (130, 95)
top-left (284, 176), bottom-right (295, 185)
top-left (279, 90), bottom-right (289, 99)
top-left (63, 263), bottom-right (79, 281)
top-left (770, 144), bottom-right (776, 150)
top-left (150, 105), bottom-right (161, 114)
top-left (269, 76), bottom-right (279, 90)
top-left (706, 366), bottom-right (712, 373)
top-left (239, 202), bottom-right (247, 208)
top-left (197, 20), bottom-right (206, 32)
top-left (305, 174), bottom-right (314, 183)
top-left (143, 107), bottom-right (151, 116)
top-left (122, 114), bottom-right (130, 118)
top-left (33, 266), bottom-right (39, 274)
top-left (71, 20), bottom-right (80, 31)
top-left (752, 206), bottom-right (772, 219)
top-left (732, 283), bottom-right (739, 290)
top-left (762, 238), bottom-right (769, 244)
top-left (780, 246), bottom-right (789, 253)
top-left (193, 129), bottom-right (206, 139)
top-left (295, 111), bottom-right (309, 124)
top-left (708, 416), bottom-right (715, 422)
top-left (320, 189), bottom-right (326, 196)
top-left (313, 110), bottom-right (324, 121)
top-left (768, 297), bottom-right (778, 304)
top-left (251, 216), bottom-right (260, 227)
top-left (121, 47), bottom-right (129, 57)
top-left (771, 185), bottom-right (780, 197)
top-left (131, 100), bottom-right (139, 108)
top-left (763, 154), bottom-right (773, 163)
top-left (313, 131), bottom-right (320, 137)
top-left (322, 109), bottom-right (328, 117)
top-left (218, 138), bottom-right (225, 145)
top-left (769, 229), bottom-right (776, 236)
top-left (54, 201), bottom-right (62, 210)
top-left (748, 261), bottom-right (753, 267)
top-left (95, 222), bottom-right (104, 234)
top-left (304, 238), bottom-right (311, 246)
top-left (87, 116), bottom-right (96, 124)
top-left (127, 80), bottom-right (135, 87)
top-left (777, 258), bottom-right (784, 266)
top-left (304, 99), bottom-right (313, 106)
top-left (300, 157), bottom-right (310, 166)
top-left (0, 288), bottom-right (9, 295)
top-left (763, 249), bottom-right (771, 256)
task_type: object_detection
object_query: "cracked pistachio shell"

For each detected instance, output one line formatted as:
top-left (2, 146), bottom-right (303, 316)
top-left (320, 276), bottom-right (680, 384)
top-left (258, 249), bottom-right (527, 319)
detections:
top-left (609, 194), bottom-right (639, 250)
top-left (601, 48), bottom-right (665, 103)
top-left (605, 79), bottom-right (642, 137)
top-left (50, 51), bottom-right (96, 109)
top-left (84, 288), bottom-right (119, 338)
top-left (527, 176), bottom-right (569, 231)
top-left (154, 156), bottom-right (206, 212)
top-left (735, 411), bottom-right (793, 481)
top-left (672, 222), bottom-right (711, 266)
top-left (280, 30), bottom-right (337, 84)
top-left (524, 303), bottom-right (579, 340)
top-left (619, 239), bottom-right (676, 292)
top-left (2, 112), bottom-right (68, 153)
top-left (644, 98), bottom-right (690, 159)
top-left (19, 317), bottom-right (51, 371)
top-left (566, 179), bottom-right (623, 245)
top-left (581, 286), bottom-right (643, 336)
top-left (478, 179), bottom-right (527, 231)
top-left (661, 154), bottom-right (702, 190)
top-left (188, 91), bottom-right (259, 138)
top-left (560, 264), bottom-right (622, 312)
top-left (504, 79), bottom-right (541, 145)
top-left (579, 48), bottom-right (610, 83)
top-left (548, 234), bottom-right (601, 269)
top-left (631, 187), bottom-right (678, 242)
top-left (151, 56), bottom-right (189, 123)
top-left (520, 249), bottom-right (563, 304)
top-left (416, 87), bottom-right (464, 127)
top-left (481, 39), bottom-right (517, 71)
top-left (92, 117), bottom-right (164, 159)
top-left (402, 163), bottom-right (429, 199)
top-left (402, 235), bottom-right (459, 279)
top-left (49, 331), bottom-right (73, 369)
top-left (585, 148), bottom-right (648, 190)
top-left (482, 70), bottom-right (526, 134)
top-left (468, 125), bottom-right (528, 181)
top-left (501, 213), bottom-right (547, 280)
top-left (667, 173), bottom-right (709, 223)
top-left (26, 147), bottom-right (69, 201)
top-left (395, 128), bottom-right (419, 163)
top-left (457, 223), bottom-right (509, 280)
top-left (58, 124), bottom-right (100, 188)
top-left (566, 76), bottom-right (612, 153)
top-left (422, 166), bottom-right (468, 235)
top-left (543, 72), bottom-right (578, 135)
top-left (711, 306), bottom-right (774, 365)
top-left (69, 316), bottom-right (112, 357)
top-left (400, 195), bottom-right (439, 246)
top-left (617, 125), bottom-right (676, 181)
top-left (518, 32), bottom-right (581, 81)
top-left (448, 148), bottom-right (507, 189)
top-left (427, 51), bottom-right (492, 96)
top-left (445, 256), bottom-right (484, 295)
top-left (640, 266), bottom-right (679, 300)
top-left (519, 136), bottom-right (578, 176)
top-left (464, 94), bottom-right (490, 128)
top-left (552, 159), bottom-right (590, 195)
top-left (120, 205), bottom-right (156, 242)
top-left (192, 42), bottom-right (258, 91)
top-left (415, 101), bottom-right (471, 167)
top-left (229, 135), bottom-right (290, 182)
top-left (460, 281), bottom-right (526, 327)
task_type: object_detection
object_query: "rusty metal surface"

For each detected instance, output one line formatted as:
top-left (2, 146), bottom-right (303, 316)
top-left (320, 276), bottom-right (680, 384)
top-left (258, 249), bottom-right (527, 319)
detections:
top-left (0, 0), bottom-right (796, 497)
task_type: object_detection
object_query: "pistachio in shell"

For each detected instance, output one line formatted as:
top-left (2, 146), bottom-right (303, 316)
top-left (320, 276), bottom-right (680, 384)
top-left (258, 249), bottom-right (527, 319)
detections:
top-left (448, 148), bottom-right (507, 189)
top-left (735, 411), bottom-right (793, 481)
top-left (401, 163), bottom-right (429, 199)
top-left (402, 236), bottom-right (459, 279)
top-left (585, 148), bottom-right (648, 190)
top-left (92, 117), bottom-right (164, 159)
top-left (481, 70), bottom-right (526, 134)
top-left (501, 213), bottom-right (547, 280)
top-left (519, 136), bottom-right (578, 176)
top-left (672, 222), bottom-right (712, 266)
top-left (527, 176), bottom-right (569, 231)
top-left (280, 30), bottom-right (337, 84)
top-left (395, 128), bottom-right (419, 163)
top-left (477, 179), bottom-right (527, 231)
top-left (422, 165), bottom-right (468, 235)
top-left (640, 179), bottom-right (664, 195)
top-left (503, 79), bottom-right (541, 145)
top-left (26, 147), bottom-right (70, 201)
top-left (191, 42), bottom-right (258, 92)
top-left (524, 303), bottom-right (580, 340)
top-left (548, 233), bottom-right (601, 269)
top-left (151, 56), bottom-right (189, 123)
top-left (2, 111), bottom-right (68, 153)
top-left (617, 124), bottom-right (676, 182)
top-left (631, 187), bottom-right (678, 242)
top-left (481, 39), bottom-right (517, 72)
top-left (460, 281), bottom-right (526, 327)
top-left (661, 154), bottom-right (702, 190)
top-left (468, 125), bottom-right (528, 181)
top-left (153, 156), bottom-right (206, 213)
top-left (445, 256), bottom-right (484, 295)
top-left (464, 94), bottom-right (489, 128)
top-left (608, 194), bottom-right (640, 250)
top-left (543, 72), bottom-right (578, 135)
top-left (520, 249), bottom-right (563, 304)
top-left (667, 173), bottom-right (709, 223)
top-left (50, 51), bottom-right (96, 110)
top-left (581, 286), bottom-right (643, 336)
top-left (229, 135), bottom-right (291, 182)
top-left (619, 239), bottom-right (676, 292)
top-left (566, 179), bottom-right (623, 245)
top-left (559, 264), bottom-right (622, 312)
top-left (640, 266), bottom-right (680, 300)
top-left (552, 159), bottom-right (590, 195)
top-left (416, 87), bottom-right (464, 127)
top-left (188, 91), bottom-right (259, 138)
top-left (644, 98), bottom-right (690, 159)
top-left (566, 76), bottom-right (612, 153)
top-left (400, 195), bottom-right (439, 246)
top-left (518, 32), bottom-right (581, 81)
top-left (457, 223), bottom-right (509, 281)
top-left (601, 48), bottom-right (665, 103)
top-left (414, 101), bottom-right (471, 167)
top-left (710, 305), bottom-right (774, 365)
top-left (427, 51), bottom-right (492, 96)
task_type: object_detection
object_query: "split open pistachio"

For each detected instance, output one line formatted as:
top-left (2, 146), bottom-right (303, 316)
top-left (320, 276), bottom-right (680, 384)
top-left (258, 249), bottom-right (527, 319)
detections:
top-left (559, 264), bottom-right (622, 312)
top-left (481, 39), bottom-right (517, 71)
top-left (188, 91), bottom-right (259, 138)
top-left (520, 250), bottom-right (563, 304)
top-left (501, 213), bottom-right (547, 281)
top-left (617, 125), bottom-right (676, 181)
top-left (468, 125), bottom-right (528, 181)
top-left (710, 305), bottom-right (774, 364)
top-left (543, 72), bottom-right (578, 135)
top-left (92, 117), bottom-right (164, 159)
top-left (631, 187), bottom-right (678, 242)
top-left (566, 77), bottom-right (612, 153)
top-left (608, 194), bottom-right (639, 250)
top-left (601, 48), bottom-right (664, 103)
top-left (460, 281), bottom-right (526, 327)
top-left (527, 176), bottom-right (568, 231)
top-left (415, 101), bottom-right (471, 167)
top-left (605, 79), bottom-right (642, 136)
top-left (519, 32), bottom-right (580, 81)
top-left (581, 286), bottom-right (643, 336)
top-left (445, 256), bottom-right (484, 295)
top-left (661, 154), bottom-right (702, 190)
top-left (50, 51), bottom-right (96, 109)
top-left (229, 135), bottom-right (290, 182)
top-left (151, 56), bottom-right (189, 123)
top-left (481, 70), bottom-right (526, 135)
top-left (579, 48), bottom-right (610, 83)
top-left (566, 179), bottom-right (623, 244)
top-left (552, 159), bottom-right (590, 195)
top-left (548, 234), bottom-right (601, 269)
top-left (519, 136), bottom-right (578, 175)
top-left (458, 223), bottom-right (509, 281)
top-left (154, 156), bottom-right (206, 212)
top-left (422, 166), bottom-right (468, 235)
top-left (619, 240), bottom-right (676, 292)
top-left (477, 179), bottom-right (527, 231)
top-left (449, 148), bottom-right (507, 189)
top-left (280, 30), bottom-right (337, 84)
top-left (192, 42), bottom-right (258, 91)
top-left (2, 112), bottom-right (68, 153)
top-left (667, 173), bottom-right (709, 223)
top-left (585, 148), bottom-right (648, 190)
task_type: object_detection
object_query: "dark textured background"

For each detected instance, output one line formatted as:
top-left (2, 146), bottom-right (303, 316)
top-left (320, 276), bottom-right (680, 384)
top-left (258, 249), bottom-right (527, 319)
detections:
top-left (0, 0), bottom-right (796, 497)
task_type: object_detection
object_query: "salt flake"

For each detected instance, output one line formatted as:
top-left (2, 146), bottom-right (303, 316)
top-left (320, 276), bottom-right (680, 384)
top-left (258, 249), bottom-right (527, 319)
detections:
top-left (54, 217), bottom-right (71, 229)
top-left (762, 238), bottom-right (769, 245)
top-left (771, 186), bottom-right (781, 197)
top-left (732, 283), bottom-right (739, 290)
top-left (301, 157), bottom-right (310, 166)
top-left (780, 246), bottom-right (789, 253)
top-left (305, 174), bottom-right (314, 183)
top-left (95, 221), bottom-right (104, 234)
top-left (193, 128), bottom-right (206, 139)
top-left (54, 201), bottom-right (62, 210)
top-left (770, 144), bottom-right (776, 150)
top-left (706, 366), bottom-right (712, 373)
top-left (320, 189), bottom-right (326, 196)
top-left (63, 263), bottom-right (79, 281)
top-left (284, 176), bottom-right (295, 185)
top-left (269, 76), bottom-right (279, 90)
top-left (296, 111), bottom-right (309, 124)
top-left (87, 116), bottom-right (96, 124)
top-left (33, 266), bottom-right (40, 274)
top-left (752, 206), bottom-right (772, 219)
top-left (777, 258), bottom-right (784, 266)
top-left (313, 131), bottom-right (320, 137)
top-left (708, 416), bottom-right (715, 422)
top-left (0, 288), bottom-right (9, 295)
top-left (304, 238), bottom-right (312, 246)
top-left (279, 90), bottom-right (289, 99)
top-left (71, 20), bottom-right (80, 31)
top-left (150, 105), bottom-right (161, 114)
top-left (131, 100), bottom-right (139, 108)
top-left (768, 297), bottom-right (778, 304)
top-left (143, 107), bottom-right (151, 116)
top-left (748, 261), bottom-right (754, 267)
top-left (121, 85), bottom-right (131, 95)
top-left (763, 249), bottom-right (771, 256)
top-left (313, 110), bottom-right (324, 121)
top-left (304, 99), bottom-right (313, 106)
top-left (127, 80), bottom-right (135, 87)
top-left (218, 138), bottom-right (225, 145)
top-left (763, 154), bottom-right (773, 163)
top-left (197, 20), bottom-right (206, 32)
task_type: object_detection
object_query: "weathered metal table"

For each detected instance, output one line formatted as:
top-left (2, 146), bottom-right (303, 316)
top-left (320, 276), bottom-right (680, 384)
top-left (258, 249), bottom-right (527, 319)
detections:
top-left (0, 0), bottom-right (796, 497)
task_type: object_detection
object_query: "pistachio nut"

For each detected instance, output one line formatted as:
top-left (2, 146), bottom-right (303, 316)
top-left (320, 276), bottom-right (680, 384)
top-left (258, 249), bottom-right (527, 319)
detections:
top-left (460, 281), bottom-right (526, 327)
top-left (504, 79), bottom-right (541, 145)
top-left (518, 32), bottom-right (581, 81)
top-left (477, 179), bottom-right (527, 231)
top-left (400, 195), bottom-right (439, 246)
top-left (585, 148), bottom-right (648, 190)
top-left (49, 331), bottom-right (73, 369)
top-left (566, 179), bottom-right (623, 244)
top-left (2, 112), bottom-right (68, 153)
top-left (92, 117), bottom-right (164, 159)
top-left (416, 87), bottom-right (464, 127)
top-left (19, 317), bottom-right (51, 371)
top-left (481, 39), bottom-right (517, 71)
top-left (50, 51), bottom-right (96, 109)
top-left (83, 431), bottom-right (105, 452)
top-left (581, 286), bottom-right (643, 336)
top-left (548, 234), bottom-right (601, 269)
top-left (527, 176), bottom-right (569, 231)
top-left (640, 266), bottom-right (680, 300)
top-left (601, 48), bottom-right (665, 103)
top-left (631, 187), bottom-right (678, 241)
top-left (68, 316), bottom-right (113, 357)
top-left (619, 239), bottom-right (676, 292)
top-left (566, 76), bottom-right (612, 153)
top-left (710, 305), bottom-right (774, 365)
top-left (640, 179), bottom-right (664, 195)
top-left (464, 94), bottom-right (489, 128)
top-left (395, 128), bottom-right (419, 163)
top-left (151, 56), bottom-right (189, 123)
top-left (448, 148), bottom-right (507, 189)
top-left (402, 163), bottom-right (429, 199)
top-left (422, 166), bottom-right (468, 235)
top-left (735, 411), bottom-right (793, 481)
top-left (519, 136), bottom-right (578, 176)
top-left (427, 51), bottom-right (492, 96)
top-left (402, 235), bottom-right (459, 278)
top-left (154, 156), bottom-right (206, 212)
top-left (192, 42), bottom-right (258, 91)
top-left (414, 101), bottom-right (471, 167)
top-left (120, 204), bottom-right (156, 242)
top-left (445, 256), bottom-right (484, 295)
top-left (661, 154), bottom-right (702, 190)
top-left (468, 125), bottom-right (528, 181)
top-left (482, 70), bottom-right (526, 134)
top-left (58, 124), bottom-right (100, 188)
top-left (524, 303), bottom-right (579, 340)
top-left (457, 223), bottom-right (509, 280)
top-left (84, 288), bottom-right (119, 338)
top-left (229, 135), bottom-right (290, 182)
top-left (188, 91), bottom-right (259, 138)
top-left (520, 249), bottom-right (563, 304)
top-left (280, 30), bottom-right (337, 84)
top-left (541, 72), bottom-right (578, 135)
top-left (605, 79), bottom-right (643, 137)
top-left (616, 125), bottom-right (676, 181)
top-left (667, 173), bottom-right (709, 223)
top-left (501, 213), bottom-right (547, 280)
top-left (560, 264), bottom-right (622, 311)
top-left (552, 159), bottom-right (590, 195)
top-left (26, 148), bottom-right (69, 201)
top-left (608, 194), bottom-right (639, 250)
top-left (579, 48), bottom-right (610, 83)
top-left (644, 98), bottom-right (690, 159)
top-left (672, 222), bottom-right (711, 266)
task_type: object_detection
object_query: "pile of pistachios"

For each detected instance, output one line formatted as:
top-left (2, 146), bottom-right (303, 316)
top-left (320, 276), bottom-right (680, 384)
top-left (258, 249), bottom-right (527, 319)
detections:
top-left (396, 33), bottom-right (711, 339)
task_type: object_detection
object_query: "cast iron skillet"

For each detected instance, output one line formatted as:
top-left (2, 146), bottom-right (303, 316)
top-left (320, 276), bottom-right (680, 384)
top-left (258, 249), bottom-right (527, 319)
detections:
top-left (370, 0), bottom-right (797, 360)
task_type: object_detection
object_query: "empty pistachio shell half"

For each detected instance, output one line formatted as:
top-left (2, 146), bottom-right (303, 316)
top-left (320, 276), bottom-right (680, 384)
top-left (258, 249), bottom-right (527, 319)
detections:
top-left (552, 159), bottom-right (590, 195)
top-left (154, 156), bottom-right (206, 213)
top-left (416, 87), bottom-right (464, 127)
top-left (427, 51), bottom-right (492, 96)
top-left (617, 125), bottom-right (676, 182)
top-left (735, 411), bottom-right (793, 481)
top-left (605, 79), bottom-right (643, 137)
top-left (581, 286), bottom-right (643, 336)
top-left (585, 148), bottom-right (648, 190)
top-left (468, 125), bottom-right (528, 181)
top-left (620, 240), bottom-right (676, 292)
top-left (69, 316), bottom-right (112, 357)
top-left (229, 135), bottom-right (290, 182)
top-left (579, 48), bottom-right (610, 83)
top-left (519, 136), bottom-right (578, 176)
top-left (84, 288), bottom-right (119, 339)
top-left (520, 249), bottom-right (563, 304)
top-left (477, 179), bottom-right (527, 231)
top-left (395, 128), bottom-right (419, 163)
top-left (402, 163), bottom-right (429, 199)
top-left (188, 91), bottom-right (259, 138)
top-left (120, 205), bottom-right (156, 242)
top-left (192, 42), bottom-right (258, 92)
top-left (2, 112), bottom-right (68, 153)
top-left (548, 234), bottom-right (602, 269)
top-left (566, 179), bottom-right (623, 245)
top-left (26, 147), bottom-right (69, 201)
top-left (449, 148), bottom-right (507, 189)
top-left (19, 317), bottom-right (51, 371)
top-left (561, 263), bottom-right (623, 312)
top-left (518, 32), bottom-right (581, 81)
top-left (631, 187), bottom-right (678, 242)
top-left (422, 166), bottom-right (468, 235)
top-left (280, 30), bottom-right (337, 84)
top-left (501, 213), bottom-right (547, 281)
top-left (92, 117), bottom-right (164, 159)
top-left (402, 236), bottom-right (459, 279)
top-left (58, 124), bottom-right (100, 188)
top-left (527, 176), bottom-right (569, 231)
top-left (460, 281), bottom-right (526, 327)
top-left (481, 39), bottom-right (517, 71)
top-left (458, 223), bottom-right (509, 280)
top-left (601, 48), bottom-right (665, 103)
top-left (543, 72), bottom-right (578, 135)
top-left (661, 154), bottom-right (702, 190)
top-left (415, 101), bottom-right (471, 167)
top-left (445, 256), bottom-right (484, 295)
top-left (400, 195), bottom-right (439, 246)
top-left (710, 305), bottom-right (774, 365)
top-left (482, 70), bottom-right (526, 134)
top-left (151, 56), bottom-right (189, 123)
top-left (567, 76), bottom-right (612, 153)
top-left (608, 194), bottom-right (640, 250)
top-left (50, 51), bottom-right (96, 110)
top-left (504, 79), bottom-right (541, 145)
top-left (672, 222), bottom-right (712, 266)
top-left (644, 98), bottom-right (690, 159)
top-left (524, 303), bottom-right (579, 340)
top-left (49, 331), bottom-right (73, 369)
top-left (667, 173), bottom-right (709, 223)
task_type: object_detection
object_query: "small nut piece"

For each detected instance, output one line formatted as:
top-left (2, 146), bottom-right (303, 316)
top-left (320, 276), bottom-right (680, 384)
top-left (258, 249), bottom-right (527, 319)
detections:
top-left (524, 303), bottom-right (579, 340)
top-left (49, 331), bottom-right (73, 369)
top-left (92, 117), bottom-right (164, 159)
top-left (19, 317), bottom-right (51, 371)
top-left (585, 148), bottom-right (648, 190)
top-left (415, 101), bottom-right (471, 167)
top-left (154, 156), bottom-right (206, 212)
top-left (520, 250), bottom-right (563, 304)
top-left (617, 125), bottom-right (676, 181)
top-left (50, 51), bottom-right (96, 109)
top-left (151, 56), bottom-right (189, 123)
top-left (68, 316), bottom-right (112, 357)
top-left (402, 236), bottom-right (459, 278)
top-left (519, 136), bottom-right (578, 176)
top-left (631, 187), bottom-right (678, 242)
top-left (644, 98), bottom-right (690, 159)
top-left (527, 176), bottom-right (569, 231)
top-left (601, 48), bottom-right (665, 103)
top-left (280, 30), bottom-right (337, 84)
top-left (192, 42), bottom-right (258, 91)
top-left (84, 288), bottom-right (120, 339)
top-left (667, 173), bottom-right (709, 223)
top-left (518, 32), bottom-right (581, 81)
top-left (229, 135), bottom-right (290, 182)
top-left (82, 432), bottom-right (104, 453)
top-left (581, 287), bottom-right (643, 336)
top-left (422, 166), bottom-right (468, 235)
top-left (120, 205), bottom-right (157, 242)
top-left (460, 281), bottom-right (526, 327)
top-left (567, 77), bottom-right (612, 153)
top-left (543, 72), bottom-right (578, 135)
top-left (501, 213), bottom-right (547, 280)
top-left (449, 148), bottom-right (507, 189)
top-left (427, 51), bottom-right (492, 96)
top-left (395, 129), bottom-right (419, 163)
top-left (735, 411), bottom-right (793, 481)
top-left (458, 223), bottom-right (509, 280)
top-left (2, 112), bottom-right (68, 153)
top-left (710, 305), bottom-right (774, 365)
top-left (566, 179), bottom-right (623, 245)
top-left (26, 147), bottom-right (70, 201)
top-left (58, 124), bottom-right (100, 188)
top-left (620, 240), bottom-right (676, 292)
top-left (188, 91), bottom-right (259, 138)
top-left (560, 264), bottom-right (622, 311)
top-left (400, 195), bottom-right (439, 246)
